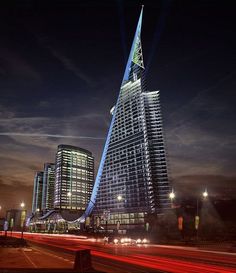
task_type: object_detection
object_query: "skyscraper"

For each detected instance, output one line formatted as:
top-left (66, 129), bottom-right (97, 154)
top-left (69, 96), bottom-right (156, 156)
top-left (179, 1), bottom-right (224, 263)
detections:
top-left (54, 145), bottom-right (94, 211)
top-left (32, 171), bottom-right (44, 214)
top-left (84, 7), bottom-right (171, 230)
top-left (42, 163), bottom-right (55, 212)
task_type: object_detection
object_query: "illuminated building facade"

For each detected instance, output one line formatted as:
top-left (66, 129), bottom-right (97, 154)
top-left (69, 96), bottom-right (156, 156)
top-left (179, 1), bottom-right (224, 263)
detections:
top-left (42, 163), bottom-right (55, 212)
top-left (84, 7), bottom-right (171, 230)
top-left (54, 145), bottom-right (94, 211)
top-left (32, 171), bottom-right (44, 214)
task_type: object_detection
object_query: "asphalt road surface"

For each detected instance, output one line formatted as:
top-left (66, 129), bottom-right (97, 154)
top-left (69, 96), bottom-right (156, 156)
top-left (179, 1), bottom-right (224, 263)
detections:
top-left (5, 232), bottom-right (236, 273)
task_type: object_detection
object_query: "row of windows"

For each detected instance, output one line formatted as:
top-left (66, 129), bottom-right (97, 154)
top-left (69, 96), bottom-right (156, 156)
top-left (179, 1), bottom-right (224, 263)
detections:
top-left (57, 205), bottom-right (86, 210)
top-left (57, 167), bottom-right (93, 172)
top-left (57, 150), bottom-right (92, 157)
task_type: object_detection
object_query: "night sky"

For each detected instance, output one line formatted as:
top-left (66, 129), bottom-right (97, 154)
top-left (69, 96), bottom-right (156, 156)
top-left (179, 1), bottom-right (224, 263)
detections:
top-left (0, 0), bottom-right (235, 215)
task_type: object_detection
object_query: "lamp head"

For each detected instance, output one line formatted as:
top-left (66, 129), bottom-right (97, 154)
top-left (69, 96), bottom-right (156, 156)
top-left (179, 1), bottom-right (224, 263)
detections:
top-left (117, 195), bottom-right (122, 201)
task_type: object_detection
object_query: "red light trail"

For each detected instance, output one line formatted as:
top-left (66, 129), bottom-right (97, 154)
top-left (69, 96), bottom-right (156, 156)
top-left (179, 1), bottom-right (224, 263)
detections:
top-left (10, 232), bottom-right (236, 273)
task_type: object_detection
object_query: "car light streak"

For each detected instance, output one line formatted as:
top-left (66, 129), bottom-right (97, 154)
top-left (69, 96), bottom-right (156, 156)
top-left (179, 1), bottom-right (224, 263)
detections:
top-left (92, 251), bottom-right (236, 273)
top-left (10, 232), bottom-right (236, 273)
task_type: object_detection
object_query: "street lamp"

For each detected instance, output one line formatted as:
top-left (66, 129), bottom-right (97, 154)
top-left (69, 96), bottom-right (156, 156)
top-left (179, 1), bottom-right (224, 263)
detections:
top-left (202, 189), bottom-right (208, 199)
top-left (169, 189), bottom-right (175, 209)
top-left (102, 194), bottom-right (123, 235)
top-left (116, 194), bottom-right (125, 232)
top-left (169, 189), bottom-right (175, 201)
top-left (117, 195), bottom-right (123, 201)
top-left (196, 189), bottom-right (208, 241)
top-left (20, 202), bottom-right (25, 239)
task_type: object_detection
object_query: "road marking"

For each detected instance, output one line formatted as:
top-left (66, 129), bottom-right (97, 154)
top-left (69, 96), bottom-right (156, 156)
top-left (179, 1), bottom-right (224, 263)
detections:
top-left (21, 249), bottom-right (37, 268)
top-left (23, 248), bottom-right (32, 252)
top-left (32, 246), bottom-right (73, 264)
top-left (94, 259), bottom-right (150, 273)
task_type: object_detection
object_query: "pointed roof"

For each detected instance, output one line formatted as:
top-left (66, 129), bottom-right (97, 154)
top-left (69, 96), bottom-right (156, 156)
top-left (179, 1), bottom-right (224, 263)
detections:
top-left (122, 6), bottom-right (144, 84)
top-left (71, 8), bottom-right (145, 223)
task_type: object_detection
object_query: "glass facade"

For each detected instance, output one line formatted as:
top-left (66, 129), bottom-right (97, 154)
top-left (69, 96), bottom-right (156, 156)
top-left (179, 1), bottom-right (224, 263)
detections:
top-left (143, 91), bottom-right (170, 210)
top-left (88, 7), bottom-right (171, 229)
top-left (32, 171), bottom-right (44, 213)
top-left (42, 163), bottom-right (55, 212)
top-left (54, 145), bottom-right (94, 211)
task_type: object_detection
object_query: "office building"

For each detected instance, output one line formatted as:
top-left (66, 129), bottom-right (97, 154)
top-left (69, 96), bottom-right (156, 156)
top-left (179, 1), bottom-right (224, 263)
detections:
top-left (32, 171), bottom-right (44, 214)
top-left (54, 145), bottom-right (94, 211)
top-left (42, 163), bottom-right (55, 212)
top-left (84, 7), bottom-right (171, 230)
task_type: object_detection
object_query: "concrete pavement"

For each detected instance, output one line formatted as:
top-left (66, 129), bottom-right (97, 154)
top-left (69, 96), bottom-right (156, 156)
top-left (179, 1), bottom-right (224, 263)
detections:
top-left (0, 246), bottom-right (73, 269)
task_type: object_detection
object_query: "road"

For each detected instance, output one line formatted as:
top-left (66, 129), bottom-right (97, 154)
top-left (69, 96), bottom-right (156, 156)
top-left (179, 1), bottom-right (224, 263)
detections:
top-left (6, 232), bottom-right (236, 273)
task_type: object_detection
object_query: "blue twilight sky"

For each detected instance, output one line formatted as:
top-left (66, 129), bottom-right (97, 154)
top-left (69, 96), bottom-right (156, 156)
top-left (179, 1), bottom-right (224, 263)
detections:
top-left (0, 0), bottom-right (235, 213)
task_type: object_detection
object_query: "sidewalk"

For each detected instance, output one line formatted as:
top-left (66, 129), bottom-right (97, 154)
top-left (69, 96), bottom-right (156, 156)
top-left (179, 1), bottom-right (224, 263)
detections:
top-left (0, 237), bottom-right (104, 273)
top-left (0, 235), bottom-right (27, 247)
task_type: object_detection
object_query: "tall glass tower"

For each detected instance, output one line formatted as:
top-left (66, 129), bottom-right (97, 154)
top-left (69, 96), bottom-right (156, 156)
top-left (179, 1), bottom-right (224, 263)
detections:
top-left (42, 163), bottom-right (55, 212)
top-left (83, 7), bottom-right (170, 230)
top-left (32, 171), bottom-right (44, 214)
top-left (54, 145), bottom-right (94, 211)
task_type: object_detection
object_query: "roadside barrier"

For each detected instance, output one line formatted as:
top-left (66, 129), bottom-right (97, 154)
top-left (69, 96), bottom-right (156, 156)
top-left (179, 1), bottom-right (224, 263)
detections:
top-left (74, 249), bottom-right (93, 272)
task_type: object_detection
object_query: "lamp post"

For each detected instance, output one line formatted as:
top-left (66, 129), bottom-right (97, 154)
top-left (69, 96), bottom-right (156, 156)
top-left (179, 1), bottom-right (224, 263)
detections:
top-left (20, 202), bottom-right (25, 239)
top-left (99, 194), bottom-right (123, 235)
top-left (195, 189), bottom-right (208, 241)
top-left (169, 189), bottom-right (175, 208)
top-left (116, 195), bottom-right (125, 233)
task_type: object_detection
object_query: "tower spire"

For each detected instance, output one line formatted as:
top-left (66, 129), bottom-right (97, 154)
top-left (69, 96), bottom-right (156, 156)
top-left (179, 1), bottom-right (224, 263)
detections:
top-left (122, 6), bottom-right (144, 84)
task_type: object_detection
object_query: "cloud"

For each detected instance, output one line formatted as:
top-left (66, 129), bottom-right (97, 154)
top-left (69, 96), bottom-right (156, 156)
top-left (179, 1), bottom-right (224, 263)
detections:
top-left (163, 73), bottom-right (236, 187)
top-left (0, 47), bottom-right (41, 83)
top-left (0, 177), bottom-right (33, 214)
top-left (0, 132), bottom-right (105, 140)
top-left (0, 103), bottom-right (108, 203)
top-left (0, 108), bottom-right (107, 141)
top-left (167, 69), bottom-right (236, 128)
top-left (49, 49), bottom-right (93, 86)
top-left (36, 35), bottom-right (94, 86)
top-left (166, 120), bottom-right (236, 178)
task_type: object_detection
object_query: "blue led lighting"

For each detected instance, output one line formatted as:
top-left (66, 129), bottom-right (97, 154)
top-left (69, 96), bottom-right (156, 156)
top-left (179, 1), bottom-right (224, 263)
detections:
top-left (74, 7), bottom-right (144, 223)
